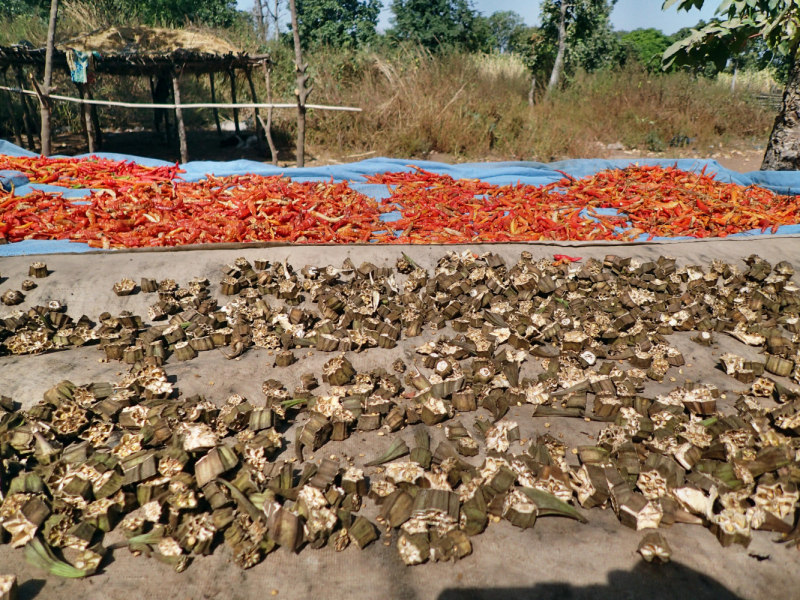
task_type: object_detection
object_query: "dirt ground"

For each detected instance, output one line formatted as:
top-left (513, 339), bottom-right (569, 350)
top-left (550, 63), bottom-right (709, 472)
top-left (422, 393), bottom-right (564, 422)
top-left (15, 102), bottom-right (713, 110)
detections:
top-left (1, 238), bottom-right (800, 600)
top-left (31, 128), bottom-right (768, 173)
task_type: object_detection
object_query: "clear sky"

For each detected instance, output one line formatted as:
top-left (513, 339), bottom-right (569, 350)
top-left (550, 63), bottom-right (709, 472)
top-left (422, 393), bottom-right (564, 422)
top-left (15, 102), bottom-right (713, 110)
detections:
top-left (237, 0), bottom-right (722, 35)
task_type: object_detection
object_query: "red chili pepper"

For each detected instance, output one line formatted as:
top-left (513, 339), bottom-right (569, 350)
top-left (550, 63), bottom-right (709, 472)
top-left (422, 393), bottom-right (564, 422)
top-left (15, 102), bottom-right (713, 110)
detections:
top-left (553, 255), bottom-right (582, 262)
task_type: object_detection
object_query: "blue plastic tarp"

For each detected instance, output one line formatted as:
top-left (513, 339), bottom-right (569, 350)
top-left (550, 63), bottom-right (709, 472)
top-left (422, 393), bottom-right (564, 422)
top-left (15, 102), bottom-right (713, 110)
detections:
top-left (2, 139), bottom-right (800, 256)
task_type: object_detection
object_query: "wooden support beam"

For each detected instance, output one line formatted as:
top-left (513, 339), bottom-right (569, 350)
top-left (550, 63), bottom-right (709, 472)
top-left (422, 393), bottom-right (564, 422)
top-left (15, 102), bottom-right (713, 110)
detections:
top-left (260, 60), bottom-right (278, 165)
top-left (148, 75), bottom-right (159, 133)
top-left (15, 67), bottom-right (37, 150)
top-left (86, 85), bottom-right (102, 149)
top-left (171, 70), bottom-right (188, 164)
top-left (77, 83), bottom-right (95, 153)
top-left (209, 72), bottom-right (222, 137)
top-left (229, 69), bottom-right (240, 134)
top-left (244, 67), bottom-right (264, 153)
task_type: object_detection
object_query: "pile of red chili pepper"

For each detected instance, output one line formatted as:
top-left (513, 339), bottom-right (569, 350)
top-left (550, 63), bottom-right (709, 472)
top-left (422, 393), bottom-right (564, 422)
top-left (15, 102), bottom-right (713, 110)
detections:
top-left (0, 155), bottom-right (182, 190)
top-left (0, 175), bottom-right (381, 247)
top-left (2, 161), bottom-right (799, 247)
top-left (369, 164), bottom-right (800, 242)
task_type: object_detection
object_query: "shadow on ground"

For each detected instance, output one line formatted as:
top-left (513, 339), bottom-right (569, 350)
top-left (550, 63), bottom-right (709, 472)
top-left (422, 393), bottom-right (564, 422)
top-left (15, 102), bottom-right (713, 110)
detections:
top-left (17, 579), bottom-right (45, 600)
top-left (438, 562), bottom-right (743, 600)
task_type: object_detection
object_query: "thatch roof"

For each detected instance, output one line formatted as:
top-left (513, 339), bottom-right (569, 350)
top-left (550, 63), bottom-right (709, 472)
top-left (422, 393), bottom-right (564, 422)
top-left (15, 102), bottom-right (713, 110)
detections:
top-left (59, 26), bottom-right (239, 56)
top-left (0, 26), bottom-right (268, 77)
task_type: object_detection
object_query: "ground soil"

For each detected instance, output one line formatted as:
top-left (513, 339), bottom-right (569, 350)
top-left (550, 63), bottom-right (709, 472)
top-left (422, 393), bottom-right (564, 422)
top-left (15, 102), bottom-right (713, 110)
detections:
top-left (34, 129), bottom-right (769, 173)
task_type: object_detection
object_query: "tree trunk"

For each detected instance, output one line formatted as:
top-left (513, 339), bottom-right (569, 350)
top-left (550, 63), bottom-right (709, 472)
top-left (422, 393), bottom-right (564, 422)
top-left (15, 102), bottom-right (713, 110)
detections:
top-left (762, 50), bottom-right (800, 170)
top-left (261, 60), bottom-right (279, 165)
top-left (528, 74), bottom-right (536, 106)
top-left (254, 0), bottom-right (268, 44)
top-left (274, 0), bottom-right (280, 42)
top-left (289, 0), bottom-right (311, 168)
top-left (547, 0), bottom-right (568, 94)
top-left (40, 0), bottom-right (59, 156)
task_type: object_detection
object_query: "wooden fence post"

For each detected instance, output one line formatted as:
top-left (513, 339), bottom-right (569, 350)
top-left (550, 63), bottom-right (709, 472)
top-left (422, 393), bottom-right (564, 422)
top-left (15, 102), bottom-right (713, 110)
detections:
top-left (78, 83), bottom-right (95, 153)
top-left (209, 72), bottom-right (222, 137)
top-left (171, 69), bottom-right (188, 164)
top-left (229, 68), bottom-right (240, 134)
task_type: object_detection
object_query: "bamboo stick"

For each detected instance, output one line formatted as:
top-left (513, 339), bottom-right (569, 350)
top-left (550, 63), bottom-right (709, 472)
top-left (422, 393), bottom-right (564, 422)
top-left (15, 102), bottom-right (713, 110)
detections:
top-left (0, 86), bottom-right (362, 111)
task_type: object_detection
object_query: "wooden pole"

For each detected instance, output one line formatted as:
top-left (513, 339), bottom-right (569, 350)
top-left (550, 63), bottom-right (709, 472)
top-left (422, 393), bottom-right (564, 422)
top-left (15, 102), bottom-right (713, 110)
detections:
top-left (229, 69), bottom-right (240, 133)
top-left (171, 70), bottom-right (188, 164)
top-left (289, 0), bottom-right (312, 168)
top-left (244, 67), bottom-right (264, 152)
top-left (209, 72), bottom-right (222, 137)
top-left (77, 83), bottom-right (95, 153)
top-left (149, 75), bottom-right (160, 133)
top-left (273, 0), bottom-right (280, 42)
top-left (87, 85), bottom-right (102, 149)
top-left (0, 70), bottom-right (24, 147)
top-left (0, 86), bottom-right (362, 111)
top-left (15, 68), bottom-right (37, 150)
top-left (260, 60), bottom-right (278, 165)
top-left (40, 0), bottom-right (59, 156)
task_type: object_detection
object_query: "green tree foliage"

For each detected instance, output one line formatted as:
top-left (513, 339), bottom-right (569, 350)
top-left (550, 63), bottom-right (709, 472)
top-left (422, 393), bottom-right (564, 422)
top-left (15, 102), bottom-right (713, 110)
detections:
top-left (529, 0), bottom-right (621, 81)
top-left (662, 1), bottom-right (800, 169)
top-left (1, 0), bottom-right (239, 27)
top-left (294, 0), bottom-right (381, 49)
top-left (487, 10), bottom-right (526, 53)
top-left (663, 1), bottom-right (800, 70)
top-left (389, 0), bottom-right (489, 51)
top-left (621, 28), bottom-right (673, 69)
top-left (120, 0), bottom-right (238, 27)
top-left (0, 0), bottom-right (37, 17)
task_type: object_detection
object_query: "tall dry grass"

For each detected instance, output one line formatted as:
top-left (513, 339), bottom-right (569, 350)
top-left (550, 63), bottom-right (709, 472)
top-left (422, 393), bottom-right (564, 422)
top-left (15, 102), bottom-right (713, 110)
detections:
top-left (305, 50), bottom-right (774, 161)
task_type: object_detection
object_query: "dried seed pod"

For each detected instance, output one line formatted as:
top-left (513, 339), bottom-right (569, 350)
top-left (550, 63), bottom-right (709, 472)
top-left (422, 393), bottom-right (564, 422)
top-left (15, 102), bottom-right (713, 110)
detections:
top-left (765, 355), bottom-right (794, 378)
top-left (29, 262), bottom-right (48, 278)
top-left (349, 516), bottom-right (378, 549)
top-left (174, 341), bottom-right (197, 362)
top-left (113, 278), bottom-right (137, 297)
top-left (275, 351), bottom-right (296, 367)
top-left (323, 355), bottom-right (356, 386)
top-left (1, 290), bottom-right (24, 306)
top-left (0, 575), bottom-right (18, 600)
top-left (140, 278), bottom-right (158, 293)
top-left (638, 532), bottom-right (672, 564)
top-left (299, 414), bottom-right (332, 450)
top-left (456, 437), bottom-right (479, 457)
top-left (195, 447), bottom-right (238, 487)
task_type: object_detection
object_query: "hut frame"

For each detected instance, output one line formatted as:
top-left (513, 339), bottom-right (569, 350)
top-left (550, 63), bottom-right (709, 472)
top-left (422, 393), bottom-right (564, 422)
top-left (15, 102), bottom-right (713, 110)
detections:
top-left (0, 43), bottom-right (278, 163)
